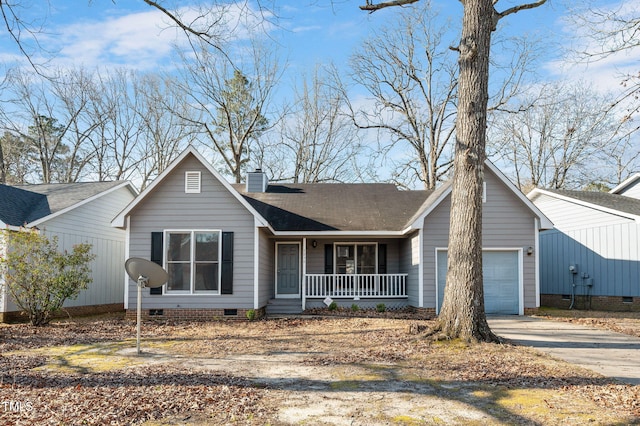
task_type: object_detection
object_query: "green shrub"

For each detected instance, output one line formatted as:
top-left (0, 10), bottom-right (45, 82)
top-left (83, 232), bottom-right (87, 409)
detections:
top-left (376, 303), bottom-right (386, 313)
top-left (351, 303), bottom-right (359, 312)
top-left (246, 309), bottom-right (256, 321)
top-left (0, 228), bottom-right (96, 326)
top-left (328, 301), bottom-right (338, 311)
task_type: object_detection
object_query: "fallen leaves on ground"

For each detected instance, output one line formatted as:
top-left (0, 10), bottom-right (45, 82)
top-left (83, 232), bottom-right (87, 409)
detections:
top-left (0, 313), bottom-right (639, 424)
top-left (537, 308), bottom-right (640, 338)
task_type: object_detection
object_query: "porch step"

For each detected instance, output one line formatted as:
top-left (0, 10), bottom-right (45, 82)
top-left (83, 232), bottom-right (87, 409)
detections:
top-left (265, 298), bottom-right (303, 315)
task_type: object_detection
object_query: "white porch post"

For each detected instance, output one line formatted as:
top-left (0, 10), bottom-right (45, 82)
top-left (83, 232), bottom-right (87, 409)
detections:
top-left (302, 237), bottom-right (307, 311)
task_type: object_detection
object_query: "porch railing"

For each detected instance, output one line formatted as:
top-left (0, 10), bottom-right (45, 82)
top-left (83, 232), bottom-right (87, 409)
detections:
top-left (304, 274), bottom-right (408, 298)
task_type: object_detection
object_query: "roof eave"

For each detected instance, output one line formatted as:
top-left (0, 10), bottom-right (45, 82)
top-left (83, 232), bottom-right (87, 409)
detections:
top-left (528, 188), bottom-right (640, 224)
top-left (270, 230), bottom-right (406, 237)
top-left (610, 173), bottom-right (640, 194)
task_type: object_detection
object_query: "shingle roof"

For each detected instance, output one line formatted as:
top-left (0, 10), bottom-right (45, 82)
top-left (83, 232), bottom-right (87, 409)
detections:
top-left (542, 189), bottom-right (640, 217)
top-left (0, 184), bottom-right (51, 226)
top-left (234, 183), bottom-right (432, 232)
top-left (14, 181), bottom-right (126, 214)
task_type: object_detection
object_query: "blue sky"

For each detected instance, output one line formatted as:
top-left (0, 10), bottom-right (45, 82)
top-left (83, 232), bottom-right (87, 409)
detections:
top-left (2, 0), bottom-right (635, 94)
top-left (1, 0), bottom-right (637, 186)
top-left (1, 0), bottom-right (637, 107)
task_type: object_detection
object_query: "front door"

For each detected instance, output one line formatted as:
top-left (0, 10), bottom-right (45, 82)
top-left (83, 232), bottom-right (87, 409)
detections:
top-left (276, 243), bottom-right (300, 298)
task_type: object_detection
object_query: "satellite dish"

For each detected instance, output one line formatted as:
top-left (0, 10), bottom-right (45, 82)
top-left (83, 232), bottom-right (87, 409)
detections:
top-left (125, 257), bottom-right (168, 288)
top-left (124, 257), bottom-right (169, 355)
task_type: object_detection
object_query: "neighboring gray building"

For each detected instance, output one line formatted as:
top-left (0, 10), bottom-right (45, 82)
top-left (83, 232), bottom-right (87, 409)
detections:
top-left (0, 181), bottom-right (137, 321)
top-left (112, 146), bottom-right (552, 320)
top-left (529, 177), bottom-right (640, 311)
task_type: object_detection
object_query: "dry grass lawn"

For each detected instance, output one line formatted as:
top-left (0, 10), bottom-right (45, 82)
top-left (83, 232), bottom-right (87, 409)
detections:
top-left (0, 312), bottom-right (638, 425)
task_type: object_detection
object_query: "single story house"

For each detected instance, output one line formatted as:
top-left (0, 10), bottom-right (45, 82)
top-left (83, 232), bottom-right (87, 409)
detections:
top-left (112, 147), bottom-right (552, 320)
top-left (529, 177), bottom-right (640, 311)
top-left (0, 181), bottom-right (137, 322)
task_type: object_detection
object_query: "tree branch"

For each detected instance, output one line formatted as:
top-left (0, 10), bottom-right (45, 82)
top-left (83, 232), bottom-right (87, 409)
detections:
top-left (360, 0), bottom-right (420, 13)
top-left (496, 0), bottom-right (547, 22)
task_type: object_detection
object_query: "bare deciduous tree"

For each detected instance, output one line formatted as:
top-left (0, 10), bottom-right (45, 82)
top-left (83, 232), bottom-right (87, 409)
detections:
top-left (569, 4), bottom-right (640, 125)
top-left (262, 65), bottom-right (362, 183)
top-left (362, 0), bottom-right (547, 342)
top-left (350, 1), bottom-right (539, 190)
top-left (87, 69), bottom-right (145, 183)
top-left (174, 40), bottom-right (280, 183)
top-left (2, 69), bottom-right (75, 183)
top-left (134, 73), bottom-right (198, 190)
top-left (48, 67), bottom-right (100, 183)
top-left (491, 81), bottom-right (632, 191)
top-left (349, 2), bottom-right (457, 189)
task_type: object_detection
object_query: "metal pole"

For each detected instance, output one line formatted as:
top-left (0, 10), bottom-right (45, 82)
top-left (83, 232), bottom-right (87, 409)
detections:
top-left (136, 277), bottom-right (142, 355)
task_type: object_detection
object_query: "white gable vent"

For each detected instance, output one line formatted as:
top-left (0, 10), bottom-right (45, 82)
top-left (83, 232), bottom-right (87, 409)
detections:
top-left (185, 171), bottom-right (201, 193)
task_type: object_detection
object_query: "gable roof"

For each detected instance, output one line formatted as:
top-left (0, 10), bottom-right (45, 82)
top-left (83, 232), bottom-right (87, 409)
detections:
top-left (528, 188), bottom-right (640, 222)
top-left (111, 146), bottom-right (269, 229)
top-left (0, 184), bottom-right (51, 227)
top-left (610, 173), bottom-right (640, 195)
top-left (114, 146), bottom-right (552, 234)
top-left (0, 181), bottom-right (134, 229)
top-left (407, 161), bottom-right (554, 231)
top-left (235, 183), bottom-right (430, 232)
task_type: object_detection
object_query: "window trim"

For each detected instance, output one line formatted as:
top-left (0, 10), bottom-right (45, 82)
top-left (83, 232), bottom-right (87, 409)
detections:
top-left (164, 229), bottom-right (222, 295)
top-left (333, 242), bottom-right (379, 274)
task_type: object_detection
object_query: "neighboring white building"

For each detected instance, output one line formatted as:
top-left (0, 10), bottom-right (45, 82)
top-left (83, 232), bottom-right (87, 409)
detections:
top-left (0, 181), bottom-right (137, 322)
top-left (529, 178), bottom-right (640, 311)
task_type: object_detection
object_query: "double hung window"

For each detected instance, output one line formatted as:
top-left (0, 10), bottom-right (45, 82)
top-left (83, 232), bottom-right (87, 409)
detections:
top-left (165, 230), bottom-right (221, 293)
top-left (335, 243), bottom-right (377, 274)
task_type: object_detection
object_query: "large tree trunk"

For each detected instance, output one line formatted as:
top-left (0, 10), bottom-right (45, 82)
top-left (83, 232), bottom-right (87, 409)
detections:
top-left (437, 0), bottom-right (498, 342)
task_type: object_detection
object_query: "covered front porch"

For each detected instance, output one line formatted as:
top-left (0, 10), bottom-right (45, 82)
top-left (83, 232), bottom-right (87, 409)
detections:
top-left (271, 237), bottom-right (412, 313)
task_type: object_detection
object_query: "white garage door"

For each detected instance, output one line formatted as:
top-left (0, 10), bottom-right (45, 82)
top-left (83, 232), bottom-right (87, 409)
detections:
top-left (437, 250), bottom-right (520, 315)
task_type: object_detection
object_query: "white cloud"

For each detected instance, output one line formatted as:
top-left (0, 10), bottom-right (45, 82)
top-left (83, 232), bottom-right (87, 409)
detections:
top-left (548, 0), bottom-right (639, 94)
top-left (28, 2), bottom-right (274, 71)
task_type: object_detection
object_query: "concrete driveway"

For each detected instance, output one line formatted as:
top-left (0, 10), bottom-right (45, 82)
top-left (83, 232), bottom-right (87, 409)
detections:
top-left (488, 316), bottom-right (640, 385)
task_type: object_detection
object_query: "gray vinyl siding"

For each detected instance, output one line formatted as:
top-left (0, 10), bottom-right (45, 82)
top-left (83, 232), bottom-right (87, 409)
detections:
top-left (401, 231), bottom-right (420, 307)
top-left (423, 168), bottom-right (538, 311)
top-left (540, 224), bottom-right (640, 297)
top-left (6, 186), bottom-right (134, 311)
top-left (423, 199), bottom-right (450, 310)
top-left (531, 193), bottom-right (633, 231)
top-left (128, 154), bottom-right (256, 310)
top-left (258, 229), bottom-right (275, 306)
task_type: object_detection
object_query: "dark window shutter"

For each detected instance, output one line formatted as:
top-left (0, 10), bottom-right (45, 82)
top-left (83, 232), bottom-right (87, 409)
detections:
top-left (150, 232), bottom-right (163, 295)
top-left (378, 244), bottom-right (387, 274)
top-left (221, 231), bottom-right (234, 294)
top-left (324, 244), bottom-right (333, 274)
